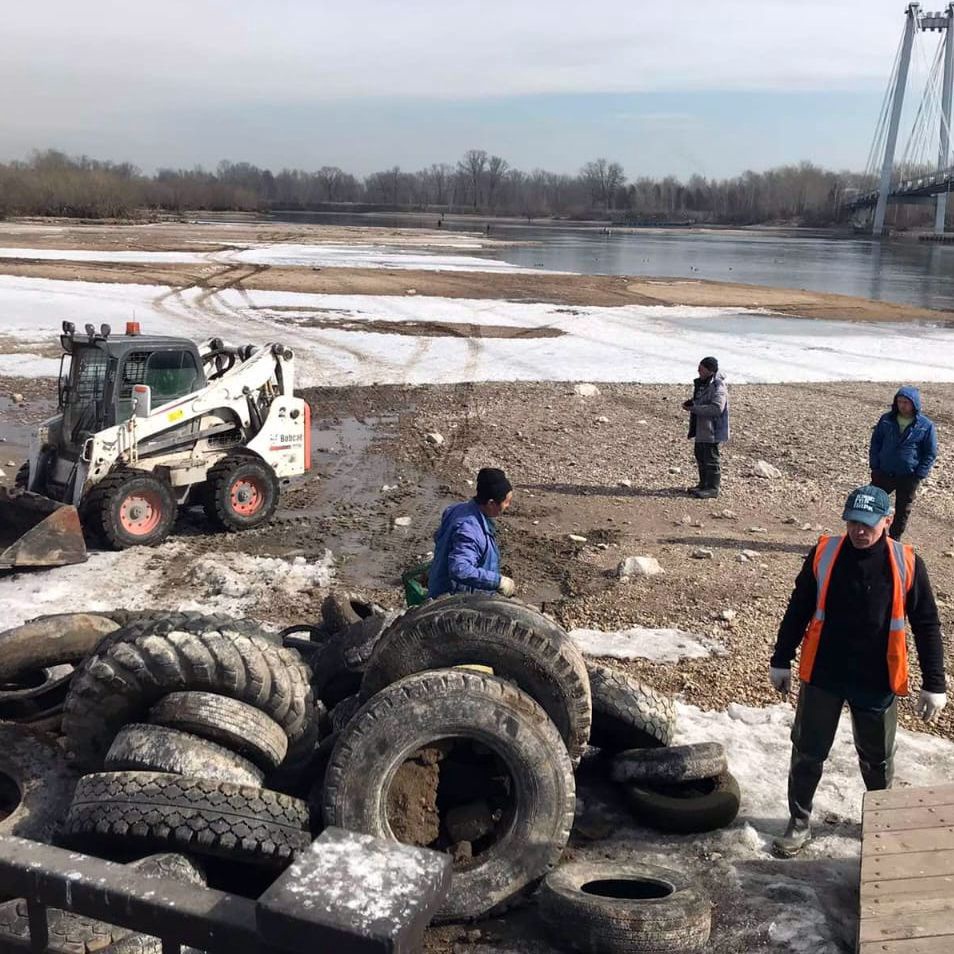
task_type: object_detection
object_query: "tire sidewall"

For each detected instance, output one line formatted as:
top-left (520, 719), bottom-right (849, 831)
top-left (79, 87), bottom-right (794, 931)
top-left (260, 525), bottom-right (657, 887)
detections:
top-left (104, 474), bottom-right (176, 548)
top-left (212, 457), bottom-right (278, 530)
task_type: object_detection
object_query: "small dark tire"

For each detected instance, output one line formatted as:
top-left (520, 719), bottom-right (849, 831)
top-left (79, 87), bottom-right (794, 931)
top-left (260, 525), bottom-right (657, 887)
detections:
top-left (538, 860), bottom-right (712, 953)
top-left (0, 663), bottom-right (73, 724)
top-left (84, 470), bottom-right (177, 550)
top-left (622, 771), bottom-right (741, 834)
top-left (320, 591), bottom-right (363, 632)
top-left (64, 771), bottom-right (310, 867)
top-left (0, 723), bottom-right (78, 843)
top-left (105, 724), bottom-right (265, 788)
top-left (311, 614), bottom-right (394, 707)
top-left (324, 670), bottom-right (576, 922)
top-left (149, 691), bottom-right (289, 770)
top-left (0, 614), bottom-right (119, 681)
top-left (62, 620), bottom-right (318, 771)
top-left (587, 663), bottom-right (676, 753)
top-left (13, 462), bottom-right (29, 490)
top-left (204, 454), bottom-right (279, 531)
top-left (611, 743), bottom-right (726, 785)
top-left (361, 606), bottom-right (592, 766)
top-left (0, 853), bottom-right (205, 953)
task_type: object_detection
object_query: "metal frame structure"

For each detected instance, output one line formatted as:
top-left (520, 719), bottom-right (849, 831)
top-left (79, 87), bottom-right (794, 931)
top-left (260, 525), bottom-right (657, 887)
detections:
top-left (872, 3), bottom-right (954, 236)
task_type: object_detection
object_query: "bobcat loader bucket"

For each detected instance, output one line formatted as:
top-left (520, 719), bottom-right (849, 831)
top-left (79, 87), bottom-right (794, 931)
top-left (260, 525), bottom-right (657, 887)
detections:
top-left (0, 489), bottom-right (87, 568)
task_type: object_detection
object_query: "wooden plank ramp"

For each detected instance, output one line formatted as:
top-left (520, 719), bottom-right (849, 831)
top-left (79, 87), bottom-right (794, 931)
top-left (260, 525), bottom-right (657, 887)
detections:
top-left (859, 783), bottom-right (954, 953)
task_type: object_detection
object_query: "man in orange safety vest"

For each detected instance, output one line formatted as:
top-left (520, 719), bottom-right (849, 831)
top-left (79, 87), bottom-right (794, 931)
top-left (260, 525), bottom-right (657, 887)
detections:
top-left (768, 484), bottom-right (946, 857)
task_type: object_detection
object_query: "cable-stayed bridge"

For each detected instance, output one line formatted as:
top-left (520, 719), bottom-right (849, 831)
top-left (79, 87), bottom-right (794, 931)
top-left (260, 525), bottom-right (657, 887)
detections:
top-left (843, 3), bottom-right (954, 235)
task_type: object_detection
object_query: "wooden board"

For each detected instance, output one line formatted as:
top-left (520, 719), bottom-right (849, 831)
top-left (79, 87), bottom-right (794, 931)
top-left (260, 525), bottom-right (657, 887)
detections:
top-left (859, 785), bottom-right (954, 952)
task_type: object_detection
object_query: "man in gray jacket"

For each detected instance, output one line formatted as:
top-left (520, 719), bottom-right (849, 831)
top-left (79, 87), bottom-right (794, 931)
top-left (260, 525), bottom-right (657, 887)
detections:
top-left (683, 356), bottom-right (729, 499)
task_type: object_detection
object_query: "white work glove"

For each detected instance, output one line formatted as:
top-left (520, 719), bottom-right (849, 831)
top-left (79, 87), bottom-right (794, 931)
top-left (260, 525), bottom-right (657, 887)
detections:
top-left (916, 689), bottom-right (947, 723)
top-left (497, 575), bottom-right (515, 597)
top-left (769, 666), bottom-right (792, 694)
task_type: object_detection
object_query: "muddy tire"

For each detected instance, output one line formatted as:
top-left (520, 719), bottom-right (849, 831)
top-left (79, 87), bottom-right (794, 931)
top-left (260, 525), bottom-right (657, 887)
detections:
top-left (149, 691), bottom-right (289, 770)
top-left (329, 694), bottom-right (362, 733)
top-left (0, 853), bottom-right (205, 954)
top-left (611, 743), bottom-right (726, 785)
top-left (203, 454), bottom-right (279, 531)
top-left (324, 670), bottom-right (576, 922)
top-left (321, 591), bottom-right (363, 632)
top-left (0, 663), bottom-right (74, 723)
top-left (0, 613), bottom-right (120, 681)
top-left (587, 663), bottom-right (676, 753)
top-left (84, 470), bottom-right (177, 550)
top-left (105, 724), bottom-right (265, 787)
top-left (62, 621), bottom-right (318, 771)
top-left (409, 593), bottom-right (569, 642)
top-left (311, 614), bottom-right (394, 707)
top-left (64, 771), bottom-right (310, 867)
top-left (622, 771), bottom-right (741, 834)
top-left (361, 607), bottom-right (592, 766)
top-left (539, 860), bottom-right (712, 953)
top-left (0, 723), bottom-right (78, 843)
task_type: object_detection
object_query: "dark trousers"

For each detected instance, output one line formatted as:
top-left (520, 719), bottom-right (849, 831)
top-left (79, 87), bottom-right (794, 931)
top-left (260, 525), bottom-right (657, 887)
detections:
top-left (693, 442), bottom-right (721, 489)
top-left (870, 471), bottom-right (918, 540)
top-left (787, 683), bottom-right (897, 822)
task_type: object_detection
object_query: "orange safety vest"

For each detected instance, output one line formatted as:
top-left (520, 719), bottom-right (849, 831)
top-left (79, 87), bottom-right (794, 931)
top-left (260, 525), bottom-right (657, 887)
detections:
top-left (798, 534), bottom-right (916, 696)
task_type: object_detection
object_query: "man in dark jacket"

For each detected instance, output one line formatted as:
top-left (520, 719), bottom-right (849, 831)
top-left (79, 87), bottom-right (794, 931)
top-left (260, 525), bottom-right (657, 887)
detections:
top-left (683, 356), bottom-right (729, 499)
top-left (869, 385), bottom-right (938, 540)
top-left (427, 467), bottom-right (515, 599)
top-left (768, 484), bottom-right (946, 857)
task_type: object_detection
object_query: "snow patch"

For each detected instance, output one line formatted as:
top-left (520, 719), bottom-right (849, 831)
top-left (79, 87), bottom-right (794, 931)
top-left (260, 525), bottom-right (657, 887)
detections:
top-left (0, 352), bottom-right (61, 376)
top-left (569, 625), bottom-right (718, 661)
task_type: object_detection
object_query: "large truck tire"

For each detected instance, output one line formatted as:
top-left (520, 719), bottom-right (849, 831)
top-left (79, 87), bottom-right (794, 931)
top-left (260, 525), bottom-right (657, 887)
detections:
top-left (105, 724), bottom-right (265, 788)
top-left (361, 606), bottom-right (592, 766)
top-left (587, 663), bottom-right (676, 753)
top-left (0, 723), bottom-right (78, 844)
top-left (622, 771), bottom-right (741, 834)
top-left (0, 853), bottom-right (205, 954)
top-left (539, 860), bottom-right (712, 953)
top-left (64, 772), bottom-right (310, 867)
top-left (148, 691), bottom-right (289, 770)
top-left (62, 621), bottom-right (318, 771)
top-left (203, 454), bottom-right (279, 531)
top-left (83, 471), bottom-right (177, 550)
top-left (611, 742), bottom-right (727, 785)
top-left (324, 670), bottom-right (576, 922)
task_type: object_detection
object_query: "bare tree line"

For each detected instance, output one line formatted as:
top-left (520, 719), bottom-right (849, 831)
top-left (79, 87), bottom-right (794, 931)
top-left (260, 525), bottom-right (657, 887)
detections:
top-left (0, 147), bottom-right (935, 226)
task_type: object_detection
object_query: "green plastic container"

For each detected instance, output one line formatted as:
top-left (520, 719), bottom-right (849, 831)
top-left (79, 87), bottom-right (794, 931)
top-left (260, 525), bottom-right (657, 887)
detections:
top-left (402, 561), bottom-right (432, 606)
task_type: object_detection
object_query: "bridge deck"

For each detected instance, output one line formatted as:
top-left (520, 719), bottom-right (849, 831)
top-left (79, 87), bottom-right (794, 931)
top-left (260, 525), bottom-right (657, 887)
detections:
top-left (858, 783), bottom-right (954, 953)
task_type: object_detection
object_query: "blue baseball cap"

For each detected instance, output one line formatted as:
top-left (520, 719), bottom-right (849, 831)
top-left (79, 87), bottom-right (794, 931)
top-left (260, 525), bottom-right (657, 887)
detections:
top-left (842, 485), bottom-right (892, 527)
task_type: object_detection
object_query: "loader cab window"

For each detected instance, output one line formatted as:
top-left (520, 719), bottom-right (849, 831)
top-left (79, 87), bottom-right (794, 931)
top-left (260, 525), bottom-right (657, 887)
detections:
top-left (118, 349), bottom-right (200, 420)
top-left (61, 346), bottom-right (109, 441)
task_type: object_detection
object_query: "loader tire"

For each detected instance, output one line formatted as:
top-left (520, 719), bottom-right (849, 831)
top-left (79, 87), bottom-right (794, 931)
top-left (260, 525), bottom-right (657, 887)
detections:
top-left (62, 622), bottom-right (318, 771)
top-left (622, 771), bottom-right (741, 835)
top-left (84, 471), bottom-right (177, 550)
top-left (148, 691), bottom-right (289, 770)
top-left (0, 853), bottom-right (205, 954)
top-left (324, 670), bottom-right (576, 922)
top-left (204, 454), bottom-right (279, 531)
top-left (538, 860), bottom-right (712, 953)
top-left (0, 723), bottom-right (78, 843)
top-left (611, 742), bottom-right (727, 786)
top-left (587, 663), bottom-right (676, 753)
top-left (105, 723), bottom-right (265, 787)
top-left (361, 607), bottom-right (592, 766)
top-left (64, 772), bottom-right (310, 867)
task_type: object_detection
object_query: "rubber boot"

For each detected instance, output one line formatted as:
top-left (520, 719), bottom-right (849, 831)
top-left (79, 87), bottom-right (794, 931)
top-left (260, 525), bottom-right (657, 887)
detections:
top-left (692, 468), bottom-right (719, 499)
top-left (772, 817), bottom-right (812, 858)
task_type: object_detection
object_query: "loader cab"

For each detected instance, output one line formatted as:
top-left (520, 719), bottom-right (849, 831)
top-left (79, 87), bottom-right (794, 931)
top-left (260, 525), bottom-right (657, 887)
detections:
top-left (57, 321), bottom-right (205, 450)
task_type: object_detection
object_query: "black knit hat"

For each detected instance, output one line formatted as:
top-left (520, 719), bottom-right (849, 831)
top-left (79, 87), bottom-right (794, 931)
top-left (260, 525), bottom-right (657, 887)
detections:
top-left (475, 467), bottom-right (513, 504)
top-left (700, 356), bottom-right (719, 373)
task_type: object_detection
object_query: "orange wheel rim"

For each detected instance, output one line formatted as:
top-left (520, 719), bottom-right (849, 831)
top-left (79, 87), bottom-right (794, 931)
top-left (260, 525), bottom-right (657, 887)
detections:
top-left (119, 490), bottom-right (163, 535)
top-left (230, 476), bottom-right (265, 516)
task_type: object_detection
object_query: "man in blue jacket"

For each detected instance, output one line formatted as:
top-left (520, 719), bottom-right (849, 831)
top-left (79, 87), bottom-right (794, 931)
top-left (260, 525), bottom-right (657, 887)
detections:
top-left (427, 467), bottom-right (515, 598)
top-left (869, 386), bottom-right (938, 540)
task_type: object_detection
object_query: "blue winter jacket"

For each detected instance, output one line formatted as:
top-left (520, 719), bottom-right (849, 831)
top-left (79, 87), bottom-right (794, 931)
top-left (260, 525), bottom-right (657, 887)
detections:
top-left (869, 386), bottom-right (938, 480)
top-left (427, 499), bottom-right (501, 598)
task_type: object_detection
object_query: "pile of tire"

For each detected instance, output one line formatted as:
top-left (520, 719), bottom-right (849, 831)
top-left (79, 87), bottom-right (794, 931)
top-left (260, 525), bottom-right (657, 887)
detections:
top-left (54, 612), bottom-right (322, 871)
top-left (586, 663), bottom-right (741, 836)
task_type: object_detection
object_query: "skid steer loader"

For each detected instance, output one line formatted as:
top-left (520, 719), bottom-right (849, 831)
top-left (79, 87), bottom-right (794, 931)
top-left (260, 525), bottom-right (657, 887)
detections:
top-left (0, 320), bottom-right (311, 568)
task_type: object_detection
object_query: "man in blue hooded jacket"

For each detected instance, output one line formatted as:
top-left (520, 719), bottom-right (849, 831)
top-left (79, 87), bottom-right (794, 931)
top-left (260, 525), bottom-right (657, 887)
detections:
top-left (869, 386), bottom-right (938, 540)
top-left (427, 467), bottom-right (515, 598)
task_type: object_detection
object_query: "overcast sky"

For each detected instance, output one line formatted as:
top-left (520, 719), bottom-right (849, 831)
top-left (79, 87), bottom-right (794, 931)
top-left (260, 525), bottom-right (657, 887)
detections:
top-left (0, 0), bottom-right (947, 179)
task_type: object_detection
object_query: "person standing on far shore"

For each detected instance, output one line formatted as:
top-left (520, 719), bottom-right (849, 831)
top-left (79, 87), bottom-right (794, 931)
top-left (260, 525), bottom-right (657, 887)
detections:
top-left (682, 356), bottom-right (729, 498)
